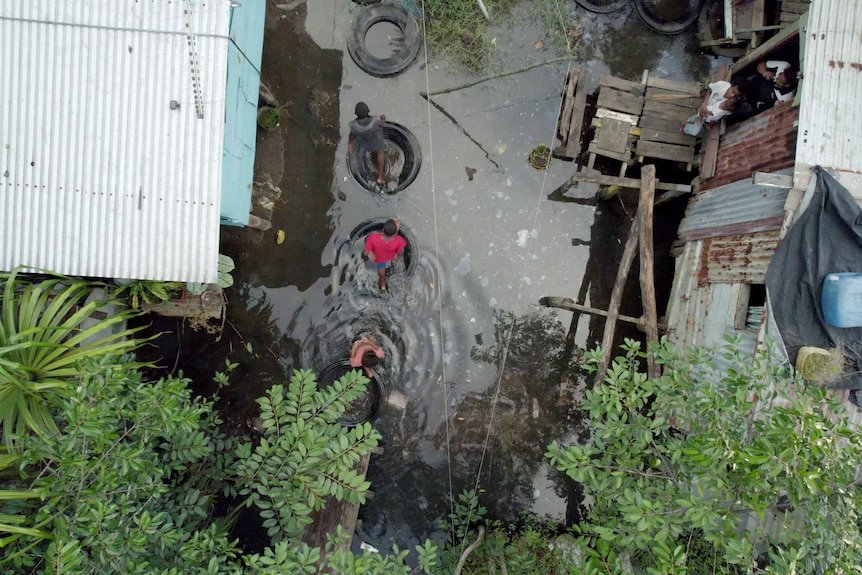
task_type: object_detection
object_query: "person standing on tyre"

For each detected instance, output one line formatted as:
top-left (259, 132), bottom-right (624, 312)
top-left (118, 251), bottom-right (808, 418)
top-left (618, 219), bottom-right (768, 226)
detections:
top-left (364, 218), bottom-right (406, 291)
top-left (348, 102), bottom-right (386, 190)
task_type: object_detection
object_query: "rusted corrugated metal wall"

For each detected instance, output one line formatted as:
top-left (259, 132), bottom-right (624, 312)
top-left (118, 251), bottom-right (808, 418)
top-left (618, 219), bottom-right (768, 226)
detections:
top-left (702, 104), bottom-right (799, 191)
top-left (699, 230), bottom-right (781, 284)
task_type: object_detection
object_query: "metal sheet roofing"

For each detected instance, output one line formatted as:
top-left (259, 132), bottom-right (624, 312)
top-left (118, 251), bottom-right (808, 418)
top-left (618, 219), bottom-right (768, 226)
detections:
top-left (678, 172), bottom-right (791, 242)
top-left (796, 0), bottom-right (862, 177)
top-left (0, 0), bottom-right (231, 283)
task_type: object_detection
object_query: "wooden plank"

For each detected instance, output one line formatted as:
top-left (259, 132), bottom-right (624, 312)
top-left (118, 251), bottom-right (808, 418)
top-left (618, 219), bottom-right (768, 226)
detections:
top-left (595, 216), bottom-right (640, 385)
top-left (644, 88), bottom-right (701, 108)
top-left (539, 296), bottom-right (668, 329)
top-left (592, 118), bottom-right (642, 136)
top-left (782, 0), bottom-right (810, 14)
top-left (752, 172), bottom-right (794, 188)
top-left (564, 69), bottom-right (589, 158)
top-left (639, 127), bottom-right (695, 146)
top-left (558, 69), bottom-right (580, 143)
top-left (746, 0), bottom-right (766, 47)
top-left (595, 108), bottom-right (639, 125)
top-left (599, 75), bottom-right (644, 96)
top-left (301, 452), bottom-right (371, 555)
top-left (730, 22), bottom-right (799, 74)
top-left (597, 87), bottom-right (644, 115)
top-left (701, 125), bottom-right (720, 179)
top-left (642, 99), bottom-right (697, 120)
top-left (588, 142), bottom-right (631, 163)
top-left (594, 118), bottom-right (631, 153)
top-left (724, 0), bottom-right (734, 39)
top-left (637, 165), bottom-right (659, 379)
top-left (639, 114), bottom-right (689, 134)
top-left (549, 170), bottom-right (691, 194)
top-left (145, 290), bottom-right (223, 319)
top-left (636, 140), bottom-right (695, 164)
top-left (645, 74), bottom-right (702, 96)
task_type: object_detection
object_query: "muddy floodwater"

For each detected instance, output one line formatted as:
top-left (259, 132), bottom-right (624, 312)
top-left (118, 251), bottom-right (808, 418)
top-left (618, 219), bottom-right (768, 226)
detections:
top-left (148, 0), bottom-right (720, 555)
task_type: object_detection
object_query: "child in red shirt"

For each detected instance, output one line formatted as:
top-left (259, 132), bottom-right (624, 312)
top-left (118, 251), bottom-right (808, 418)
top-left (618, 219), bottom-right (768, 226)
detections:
top-left (364, 218), bottom-right (406, 291)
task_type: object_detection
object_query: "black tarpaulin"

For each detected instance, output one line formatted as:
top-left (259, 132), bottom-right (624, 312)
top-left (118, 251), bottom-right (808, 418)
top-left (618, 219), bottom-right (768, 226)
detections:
top-left (765, 167), bottom-right (862, 390)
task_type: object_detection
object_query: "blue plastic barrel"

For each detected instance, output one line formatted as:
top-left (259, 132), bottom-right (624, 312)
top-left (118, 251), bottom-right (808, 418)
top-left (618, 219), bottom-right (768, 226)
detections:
top-left (821, 273), bottom-right (862, 328)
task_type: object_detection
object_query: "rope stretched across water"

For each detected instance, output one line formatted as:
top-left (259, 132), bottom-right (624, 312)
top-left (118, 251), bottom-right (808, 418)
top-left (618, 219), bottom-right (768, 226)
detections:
top-left (418, 0), bottom-right (578, 547)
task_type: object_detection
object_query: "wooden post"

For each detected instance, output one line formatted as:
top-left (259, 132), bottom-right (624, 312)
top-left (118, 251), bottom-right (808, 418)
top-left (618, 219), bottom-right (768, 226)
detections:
top-left (637, 165), bottom-right (659, 380)
top-left (595, 216), bottom-right (640, 385)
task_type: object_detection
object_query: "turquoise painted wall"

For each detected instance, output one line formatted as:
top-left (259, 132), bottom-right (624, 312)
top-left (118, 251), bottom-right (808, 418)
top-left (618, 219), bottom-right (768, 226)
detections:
top-left (221, 1), bottom-right (266, 226)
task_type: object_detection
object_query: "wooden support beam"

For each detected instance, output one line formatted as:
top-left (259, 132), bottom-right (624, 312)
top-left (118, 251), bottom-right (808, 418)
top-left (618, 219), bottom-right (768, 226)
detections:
top-left (752, 171), bottom-right (794, 188)
top-left (539, 297), bottom-right (668, 330)
top-left (637, 165), bottom-right (659, 380)
top-left (595, 216), bottom-right (640, 385)
top-left (549, 171), bottom-right (691, 196)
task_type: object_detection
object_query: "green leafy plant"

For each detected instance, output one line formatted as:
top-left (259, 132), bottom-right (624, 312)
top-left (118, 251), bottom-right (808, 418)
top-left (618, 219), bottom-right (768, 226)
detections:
top-left (110, 279), bottom-right (184, 310)
top-left (547, 336), bottom-right (862, 574)
top-left (186, 254), bottom-right (235, 296)
top-left (529, 144), bottom-right (551, 169)
top-left (0, 268), bottom-right (145, 449)
top-left (234, 368), bottom-right (381, 542)
top-left (257, 104), bottom-right (290, 131)
top-left (0, 355), bottom-right (240, 574)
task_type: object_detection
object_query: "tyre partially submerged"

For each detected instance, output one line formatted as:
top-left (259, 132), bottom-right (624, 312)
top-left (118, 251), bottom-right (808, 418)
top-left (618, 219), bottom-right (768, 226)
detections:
top-left (347, 121), bottom-right (421, 194)
top-left (347, 3), bottom-right (421, 77)
top-left (574, 0), bottom-right (630, 14)
top-left (317, 359), bottom-right (384, 427)
top-left (634, 0), bottom-right (703, 34)
top-left (349, 218), bottom-right (418, 276)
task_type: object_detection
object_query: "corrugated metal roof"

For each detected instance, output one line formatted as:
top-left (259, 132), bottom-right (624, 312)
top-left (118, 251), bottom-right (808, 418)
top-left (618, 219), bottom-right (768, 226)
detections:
top-left (0, 0), bottom-right (231, 283)
top-left (678, 172), bottom-right (791, 241)
top-left (701, 231), bottom-right (780, 284)
top-left (796, 0), bottom-right (862, 176)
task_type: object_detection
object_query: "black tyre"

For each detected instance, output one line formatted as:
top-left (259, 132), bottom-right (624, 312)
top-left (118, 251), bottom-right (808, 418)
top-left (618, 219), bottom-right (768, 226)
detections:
top-left (349, 218), bottom-right (418, 276)
top-left (347, 4), bottom-right (421, 77)
top-left (317, 359), bottom-right (384, 427)
top-left (348, 121), bottom-right (421, 193)
top-left (634, 0), bottom-right (703, 34)
top-left (574, 0), bottom-right (630, 14)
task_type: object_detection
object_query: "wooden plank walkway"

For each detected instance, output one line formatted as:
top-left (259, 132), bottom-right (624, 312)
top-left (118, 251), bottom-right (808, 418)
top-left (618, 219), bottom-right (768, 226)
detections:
top-left (553, 68), bottom-right (590, 160)
top-left (585, 75), bottom-right (645, 176)
top-left (636, 71), bottom-right (702, 170)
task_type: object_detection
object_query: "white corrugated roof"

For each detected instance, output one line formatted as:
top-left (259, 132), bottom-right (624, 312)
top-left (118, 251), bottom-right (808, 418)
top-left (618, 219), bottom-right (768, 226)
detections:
top-left (795, 0), bottom-right (862, 189)
top-left (0, 0), bottom-right (230, 283)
